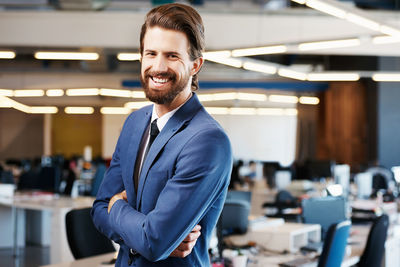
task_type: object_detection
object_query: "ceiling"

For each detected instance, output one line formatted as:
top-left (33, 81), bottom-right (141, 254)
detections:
top-left (0, 0), bottom-right (399, 110)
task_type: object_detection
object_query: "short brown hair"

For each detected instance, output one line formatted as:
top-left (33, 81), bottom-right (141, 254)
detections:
top-left (140, 3), bottom-right (205, 91)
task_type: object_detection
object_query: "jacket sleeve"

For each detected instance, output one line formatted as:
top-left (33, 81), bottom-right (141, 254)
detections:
top-left (107, 127), bottom-right (232, 261)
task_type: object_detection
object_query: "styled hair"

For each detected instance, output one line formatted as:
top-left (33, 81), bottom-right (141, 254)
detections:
top-left (140, 3), bottom-right (205, 91)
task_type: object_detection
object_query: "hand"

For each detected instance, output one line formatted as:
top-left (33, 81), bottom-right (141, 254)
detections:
top-left (108, 190), bottom-right (127, 213)
top-left (170, 224), bottom-right (201, 258)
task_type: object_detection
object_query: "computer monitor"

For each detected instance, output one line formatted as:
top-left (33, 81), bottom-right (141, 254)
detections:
top-left (306, 160), bottom-right (335, 181)
top-left (301, 196), bottom-right (347, 240)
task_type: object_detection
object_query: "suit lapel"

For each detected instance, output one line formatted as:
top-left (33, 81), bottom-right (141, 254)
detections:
top-left (125, 107), bottom-right (151, 206)
top-left (136, 94), bottom-right (203, 209)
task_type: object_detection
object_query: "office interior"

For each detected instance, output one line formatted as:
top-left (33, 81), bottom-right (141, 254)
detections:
top-left (1, 0), bottom-right (400, 266)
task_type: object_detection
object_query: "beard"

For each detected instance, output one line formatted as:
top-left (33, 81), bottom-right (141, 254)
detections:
top-left (140, 68), bottom-right (190, 105)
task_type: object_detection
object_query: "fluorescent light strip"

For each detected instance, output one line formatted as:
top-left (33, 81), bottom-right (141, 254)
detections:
top-left (243, 62), bottom-right (277, 74)
top-left (0, 89), bottom-right (13, 96)
top-left (269, 95), bottom-right (299, 104)
top-left (100, 88), bottom-right (132, 98)
top-left (117, 53), bottom-right (141, 61)
top-left (203, 51), bottom-right (232, 60)
top-left (285, 109), bottom-right (298, 116)
top-left (13, 102), bottom-right (31, 113)
top-left (278, 68), bottom-right (307, 81)
top-left (380, 25), bottom-right (400, 37)
top-left (124, 101), bottom-right (152, 109)
top-left (236, 93), bottom-right (267, 101)
top-left (372, 73), bottom-right (400, 82)
top-left (100, 107), bottom-right (131, 115)
top-left (205, 57), bottom-right (243, 68)
top-left (0, 51), bottom-right (16, 59)
top-left (205, 107), bottom-right (230, 115)
top-left (372, 35), bottom-right (400, 44)
top-left (34, 52), bottom-right (99, 60)
top-left (231, 45), bottom-right (287, 57)
top-left (64, 107), bottom-right (94, 114)
top-left (30, 107), bottom-right (58, 114)
top-left (298, 38), bottom-right (360, 51)
top-left (205, 107), bottom-right (298, 116)
top-left (46, 89), bottom-right (64, 97)
top-left (307, 72), bottom-right (360, 81)
top-left (305, 0), bottom-right (346, 19)
top-left (345, 13), bottom-right (380, 31)
top-left (230, 108), bottom-right (257, 115)
top-left (199, 92), bottom-right (267, 102)
top-left (66, 88), bottom-right (99, 96)
top-left (0, 96), bottom-right (14, 107)
top-left (299, 96), bottom-right (320, 105)
top-left (132, 91), bottom-right (146, 98)
top-left (14, 89), bottom-right (44, 97)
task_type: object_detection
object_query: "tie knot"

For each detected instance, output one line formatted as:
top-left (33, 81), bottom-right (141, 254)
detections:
top-left (150, 119), bottom-right (160, 137)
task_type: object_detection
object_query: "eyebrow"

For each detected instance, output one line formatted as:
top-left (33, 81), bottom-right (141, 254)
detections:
top-left (144, 49), bottom-right (182, 56)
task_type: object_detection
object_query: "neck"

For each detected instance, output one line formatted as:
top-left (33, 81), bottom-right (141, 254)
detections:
top-left (155, 88), bottom-right (192, 117)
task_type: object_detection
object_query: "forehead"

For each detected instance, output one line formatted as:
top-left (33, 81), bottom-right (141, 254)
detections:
top-left (143, 26), bottom-right (189, 54)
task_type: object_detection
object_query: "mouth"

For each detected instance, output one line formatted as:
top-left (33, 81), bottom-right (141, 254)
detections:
top-left (149, 74), bottom-right (173, 89)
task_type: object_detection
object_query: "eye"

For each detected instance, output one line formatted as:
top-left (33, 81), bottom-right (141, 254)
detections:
top-left (168, 54), bottom-right (178, 59)
top-left (145, 51), bottom-right (156, 57)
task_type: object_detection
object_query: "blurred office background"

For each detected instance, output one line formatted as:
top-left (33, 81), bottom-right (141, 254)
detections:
top-left (0, 0), bottom-right (400, 266)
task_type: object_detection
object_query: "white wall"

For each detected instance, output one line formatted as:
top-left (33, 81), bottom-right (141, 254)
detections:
top-left (102, 113), bottom-right (297, 166)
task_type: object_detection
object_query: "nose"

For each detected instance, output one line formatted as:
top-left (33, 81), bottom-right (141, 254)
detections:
top-left (153, 55), bottom-right (168, 73)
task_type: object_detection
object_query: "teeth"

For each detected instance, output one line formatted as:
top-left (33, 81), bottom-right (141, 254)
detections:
top-left (152, 77), bottom-right (169, 83)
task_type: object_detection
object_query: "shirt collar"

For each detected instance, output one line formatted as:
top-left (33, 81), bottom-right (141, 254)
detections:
top-left (150, 93), bottom-right (193, 132)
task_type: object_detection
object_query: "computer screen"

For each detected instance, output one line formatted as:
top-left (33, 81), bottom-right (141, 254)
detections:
top-left (306, 160), bottom-right (335, 180)
top-left (301, 196), bottom-right (347, 240)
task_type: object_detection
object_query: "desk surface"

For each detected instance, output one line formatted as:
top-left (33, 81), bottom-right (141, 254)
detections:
top-left (41, 252), bottom-right (115, 267)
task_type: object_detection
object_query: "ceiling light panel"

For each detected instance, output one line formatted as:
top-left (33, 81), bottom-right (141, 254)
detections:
top-left (30, 107), bottom-right (58, 114)
top-left (269, 95), bottom-right (299, 104)
top-left (278, 68), bottom-right (307, 81)
top-left (298, 38), bottom-right (361, 51)
top-left (99, 88), bottom-right (132, 98)
top-left (299, 96), bottom-right (320, 105)
top-left (243, 62), bottom-right (277, 74)
top-left (100, 107), bottom-right (131, 114)
top-left (64, 107), bottom-right (94, 114)
top-left (66, 88), bottom-right (99, 96)
top-left (305, 0), bottom-right (346, 19)
top-left (46, 89), bottom-right (64, 97)
top-left (307, 72), bottom-right (360, 81)
top-left (14, 89), bottom-right (44, 97)
top-left (345, 13), bottom-right (380, 31)
top-left (372, 73), bottom-right (400, 82)
top-left (204, 107), bottom-right (230, 115)
top-left (34, 52), bottom-right (99, 60)
top-left (231, 45), bottom-right (287, 57)
top-left (124, 101), bottom-right (152, 109)
top-left (131, 91), bottom-right (146, 98)
top-left (117, 53), bottom-right (141, 61)
top-left (0, 89), bottom-right (13, 97)
top-left (203, 51), bottom-right (232, 59)
top-left (0, 51), bottom-right (16, 59)
top-left (372, 36), bottom-right (400, 45)
top-left (206, 57), bottom-right (243, 68)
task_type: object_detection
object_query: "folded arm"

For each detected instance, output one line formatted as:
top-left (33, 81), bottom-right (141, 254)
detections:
top-left (107, 128), bottom-right (232, 261)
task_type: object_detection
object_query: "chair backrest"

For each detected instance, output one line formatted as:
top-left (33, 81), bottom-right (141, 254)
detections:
top-left (357, 214), bottom-right (389, 267)
top-left (65, 207), bottom-right (115, 259)
top-left (318, 220), bottom-right (351, 267)
top-left (90, 164), bottom-right (106, 196)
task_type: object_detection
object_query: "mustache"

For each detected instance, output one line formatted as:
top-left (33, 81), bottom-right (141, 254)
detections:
top-left (144, 70), bottom-right (176, 80)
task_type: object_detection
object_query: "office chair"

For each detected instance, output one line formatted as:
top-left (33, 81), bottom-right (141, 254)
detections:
top-left (65, 207), bottom-right (115, 259)
top-left (217, 199), bottom-right (250, 259)
top-left (318, 220), bottom-right (351, 267)
top-left (225, 190), bottom-right (252, 204)
top-left (263, 190), bottom-right (300, 222)
top-left (357, 214), bottom-right (389, 267)
top-left (90, 163), bottom-right (106, 196)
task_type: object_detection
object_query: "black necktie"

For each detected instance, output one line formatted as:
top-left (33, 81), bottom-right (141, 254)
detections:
top-left (148, 119), bottom-right (159, 148)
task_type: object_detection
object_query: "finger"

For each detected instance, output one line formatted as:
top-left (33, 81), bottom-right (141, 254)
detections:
top-left (192, 224), bottom-right (201, 231)
top-left (170, 249), bottom-right (190, 258)
top-left (121, 190), bottom-right (127, 200)
top-left (183, 230), bottom-right (201, 242)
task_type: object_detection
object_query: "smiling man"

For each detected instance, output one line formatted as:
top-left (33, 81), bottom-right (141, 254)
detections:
top-left (91, 3), bottom-right (232, 267)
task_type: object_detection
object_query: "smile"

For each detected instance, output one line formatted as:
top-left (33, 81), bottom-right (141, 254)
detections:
top-left (151, 76), bottom-right (170, 84)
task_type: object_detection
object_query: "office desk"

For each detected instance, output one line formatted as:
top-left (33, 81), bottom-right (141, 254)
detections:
top-left (41, 252), bottom-right (115, 267)
top-left (226, 223), bottom-right (368, 267)
top-left (0, 193), bottom-right (95, 264)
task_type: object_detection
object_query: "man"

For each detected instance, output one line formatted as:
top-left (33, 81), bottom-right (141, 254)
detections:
top-left (91, 3), bottom-right (232, 266)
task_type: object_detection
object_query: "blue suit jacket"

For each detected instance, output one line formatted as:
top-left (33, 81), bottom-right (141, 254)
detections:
top-left (92, 94), bottom-right (232, 266)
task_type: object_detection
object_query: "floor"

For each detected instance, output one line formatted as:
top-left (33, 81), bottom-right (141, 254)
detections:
top-left (0, 246), bottom-right (49, 267)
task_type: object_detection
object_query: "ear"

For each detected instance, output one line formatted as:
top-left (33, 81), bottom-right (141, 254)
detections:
top-left (191, 57), bottom-right (204, 76)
